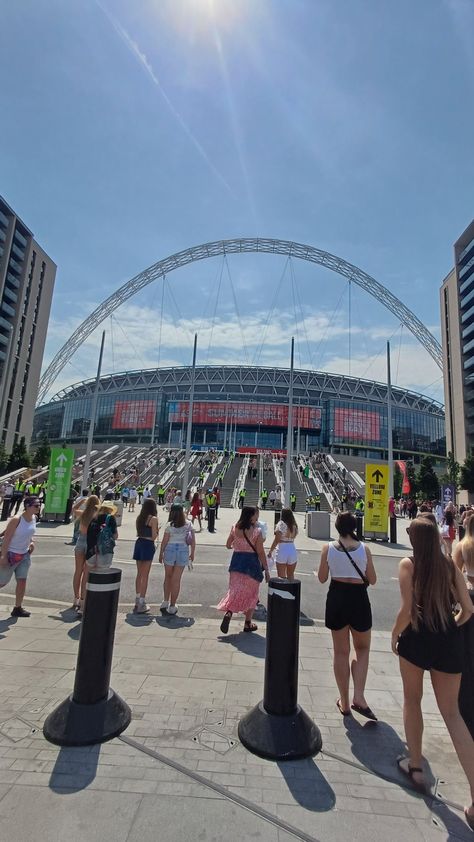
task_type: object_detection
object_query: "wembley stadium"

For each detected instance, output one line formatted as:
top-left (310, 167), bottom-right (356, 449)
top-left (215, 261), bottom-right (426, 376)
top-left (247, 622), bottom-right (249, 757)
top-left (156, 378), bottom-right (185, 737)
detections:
top-left (32, 364), bottom-right (445, 462)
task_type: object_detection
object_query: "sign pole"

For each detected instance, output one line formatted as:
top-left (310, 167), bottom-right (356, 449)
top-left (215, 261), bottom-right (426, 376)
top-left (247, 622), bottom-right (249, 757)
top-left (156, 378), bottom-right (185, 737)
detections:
top-left (386, 341), bottom-right (394, 499)
top-left (82, 331), bottom-right (105, 490)
top-left (182, 333), bottom-right (197, 494)
top-left (284, 338), bottom-right (295, 507)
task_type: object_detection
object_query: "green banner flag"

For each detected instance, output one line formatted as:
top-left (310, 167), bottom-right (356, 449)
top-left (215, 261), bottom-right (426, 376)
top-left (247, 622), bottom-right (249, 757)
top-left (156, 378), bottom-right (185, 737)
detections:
top-left (46, 447), bottom-right (75, 514)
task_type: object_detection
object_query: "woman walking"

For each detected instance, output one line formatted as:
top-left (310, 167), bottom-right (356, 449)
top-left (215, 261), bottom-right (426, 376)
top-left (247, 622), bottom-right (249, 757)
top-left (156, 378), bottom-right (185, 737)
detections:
top-left (158, 505), bottom-right (195, 615)
top-left (190, 492), bottom-right (202, 531)
top-left (441, 509), bottom-right (456, 557)
top-left (73, 495), bottom-right (99, 614)
top-left (133, 498), bottom-right (159, 614)
top-left (392, 517), bottom-right (474, 829)
top-left (218, 506), bottom-right (270, 635)
top-left (269, 508), bottom-right (298, 580)
top-left (454, 513), bottom-right (474, 589)
top-left (317, 512), bottom-right (377, 719)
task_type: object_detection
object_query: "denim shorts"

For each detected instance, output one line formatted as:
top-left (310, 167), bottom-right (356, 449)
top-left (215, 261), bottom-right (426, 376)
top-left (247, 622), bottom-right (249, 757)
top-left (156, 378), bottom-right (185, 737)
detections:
top-left (86, 552), bottom-right (114, 569)
top-left (75, 533), bottom-right (87, 553)
top-left (163, 543), bottom-right (188, 567)
top-left (0, 552), bottom-right (31, 587)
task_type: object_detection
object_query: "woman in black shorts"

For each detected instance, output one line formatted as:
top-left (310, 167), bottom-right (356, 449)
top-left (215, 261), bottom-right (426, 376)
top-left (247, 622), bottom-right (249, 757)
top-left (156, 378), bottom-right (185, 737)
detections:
top-left (392, 517), bottom-right (474, 829)
top-left (133, 498), bottom-right (159, 614)
top-left (318, 512), bottom-right (377, 720)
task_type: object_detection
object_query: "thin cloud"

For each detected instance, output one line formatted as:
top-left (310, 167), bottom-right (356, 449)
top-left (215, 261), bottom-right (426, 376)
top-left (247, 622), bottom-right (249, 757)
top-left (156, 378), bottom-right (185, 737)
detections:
top-left (93, 0), bottom-right (234, 195)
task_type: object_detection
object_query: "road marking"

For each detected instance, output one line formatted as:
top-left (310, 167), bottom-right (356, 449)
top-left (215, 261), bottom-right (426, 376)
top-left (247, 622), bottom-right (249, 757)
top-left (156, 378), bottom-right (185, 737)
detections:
top-left (0, 595), bottom-right (203, 609)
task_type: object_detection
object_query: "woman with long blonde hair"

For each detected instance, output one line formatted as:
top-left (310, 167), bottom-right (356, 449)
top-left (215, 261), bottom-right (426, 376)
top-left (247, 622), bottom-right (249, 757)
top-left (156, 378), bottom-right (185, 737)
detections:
top-left (392, 517), bottom-right (474, 829)
top-left (73, 494), bottom-right (99, 614)
top-left (454, 513), bottom-right (474, 589)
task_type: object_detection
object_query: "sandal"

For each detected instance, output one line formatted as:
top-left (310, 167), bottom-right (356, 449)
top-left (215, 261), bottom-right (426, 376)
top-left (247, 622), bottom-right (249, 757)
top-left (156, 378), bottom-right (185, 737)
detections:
top-left (397, 755), bottom-right (426, 793)
top-left (351, 703), bottom-right (378, 721)
top-left (464, 805), bottom-right (474, 831)
top-left (220, 611), bottom-right (232, 634)
top-left (243, 621), bottom-right (258, 632)
top-left (336, 699), bottom-right (351, 717)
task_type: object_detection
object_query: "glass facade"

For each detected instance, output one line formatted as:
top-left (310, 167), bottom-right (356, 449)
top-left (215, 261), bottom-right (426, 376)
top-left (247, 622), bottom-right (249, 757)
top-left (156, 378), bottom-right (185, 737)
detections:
top-left (33, 372), bottom-right (445, 461)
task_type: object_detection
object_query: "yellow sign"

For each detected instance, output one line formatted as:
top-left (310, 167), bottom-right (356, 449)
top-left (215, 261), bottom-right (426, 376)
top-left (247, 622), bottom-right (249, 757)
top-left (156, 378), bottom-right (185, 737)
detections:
top-left (364, 463), bottom-right (389, 536)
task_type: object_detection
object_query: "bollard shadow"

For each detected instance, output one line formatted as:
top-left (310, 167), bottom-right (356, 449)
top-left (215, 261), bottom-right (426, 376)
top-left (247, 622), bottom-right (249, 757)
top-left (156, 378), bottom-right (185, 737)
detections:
top-left (217, 632), bottom-right (266, 659)
top-left (0, 615), bottom-right (18, 639)
top-left (49, 743), bottom-right (101, 793)
top-left (277, 759), bottom-right (336, 812)
top-left (67, 623), bottom-right (82, 641)
top-left (155, 615), bottom-right (195, 629)
top-left (430, 800), bottom-right (474, 841)
top-left (343, 716), bottom-right (437, 792)
top-left (124, 612), bottom-right (154, 628)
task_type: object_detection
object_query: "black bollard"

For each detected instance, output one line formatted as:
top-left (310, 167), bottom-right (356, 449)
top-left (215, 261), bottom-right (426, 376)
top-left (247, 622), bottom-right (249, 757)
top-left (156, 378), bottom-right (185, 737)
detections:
top-left (459, 593), bottom-right (474, 740)
top-left (238, 578), bottom-right (322, 760)
top-left (389, 516), bottom-right (397, 544)
top-left (356, 515), bottom-right (363, 541)
top-left (43, 568), bottom-right (131, 746)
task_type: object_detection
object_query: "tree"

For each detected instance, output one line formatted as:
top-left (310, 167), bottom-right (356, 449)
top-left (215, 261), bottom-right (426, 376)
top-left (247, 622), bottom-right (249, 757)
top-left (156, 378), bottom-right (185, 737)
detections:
top-left (8, 436), bottom-right (30, 471)
top-left (394, 463), bottom-right (402, 498)
top-left (0, 442), bottom-right (8, 474)
top-left (31, 433), bottom-right (51, 468)
top-left (460, 454), bottom-right (474, 495)
top-left (417, 455), bottom-right (440, 500)
top-left (440, 451), bottom-right (460, 490)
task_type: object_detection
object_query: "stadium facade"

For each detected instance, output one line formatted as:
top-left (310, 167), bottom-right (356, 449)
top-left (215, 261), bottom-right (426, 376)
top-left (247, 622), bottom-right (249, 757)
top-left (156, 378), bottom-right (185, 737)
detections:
top-left (33, 365), bottom-right (445, 462)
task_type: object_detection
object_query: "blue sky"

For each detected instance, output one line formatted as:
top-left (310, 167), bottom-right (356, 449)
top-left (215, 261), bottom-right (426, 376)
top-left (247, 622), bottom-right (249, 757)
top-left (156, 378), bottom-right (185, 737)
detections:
top-left (1, 0), bottom-right (473, 404)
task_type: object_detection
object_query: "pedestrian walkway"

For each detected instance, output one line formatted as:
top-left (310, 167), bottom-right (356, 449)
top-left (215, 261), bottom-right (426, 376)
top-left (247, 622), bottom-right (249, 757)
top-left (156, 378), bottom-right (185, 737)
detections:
top-left (0, 604), bottom-right (471, 841)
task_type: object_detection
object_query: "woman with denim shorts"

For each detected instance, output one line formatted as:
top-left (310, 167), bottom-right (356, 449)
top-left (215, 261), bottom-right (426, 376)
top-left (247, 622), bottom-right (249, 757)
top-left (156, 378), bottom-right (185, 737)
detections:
top-left (0, 496), bottom-right (40, 617)
top-left (158, 505), bottom-right (195, 615)
top-left (73, 495), bottom-right (99, 616)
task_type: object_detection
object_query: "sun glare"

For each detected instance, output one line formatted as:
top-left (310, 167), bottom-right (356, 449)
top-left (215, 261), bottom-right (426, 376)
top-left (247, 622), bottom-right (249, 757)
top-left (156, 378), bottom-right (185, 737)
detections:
top-left (157, 0), bottom-right (253, 38)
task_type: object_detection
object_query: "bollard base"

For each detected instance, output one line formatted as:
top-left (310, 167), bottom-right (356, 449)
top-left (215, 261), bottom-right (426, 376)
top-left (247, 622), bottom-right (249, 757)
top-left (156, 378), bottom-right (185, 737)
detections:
top-left (238, 701), bottom-right (322, 761)
top-left (43, 689), bottom-right (131, 747)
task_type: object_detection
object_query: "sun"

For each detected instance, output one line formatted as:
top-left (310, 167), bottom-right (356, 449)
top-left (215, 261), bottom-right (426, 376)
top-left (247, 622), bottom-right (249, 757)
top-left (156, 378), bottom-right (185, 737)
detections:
top-left (155, 0), bottom-right (254, 38)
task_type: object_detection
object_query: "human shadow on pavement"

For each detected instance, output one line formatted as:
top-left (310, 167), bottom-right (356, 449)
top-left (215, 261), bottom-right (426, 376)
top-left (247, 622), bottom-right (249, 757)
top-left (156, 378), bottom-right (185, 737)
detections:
top-left (49, 743), bottom-right (101, 793)
top-left (343, 716), bottom-right (421, 782)
top-left (430, 800), bottom-right (474, 842)
top-left (277, 759), bottom-right (335, 811)
top-left (217, 631), bottom-right (266, 658)
top-left (48, 608), bottom-right (79, 625)
top-left (0, 615), bottom-right (18, 639)
top-left (155, 614), bottom-right (195, 629)
top-left (124, 612), bottom-right (154, 628)
top-left (299, 610), bottom-right (314, 627)
top-left (67, 623), bottom-right (81, 641)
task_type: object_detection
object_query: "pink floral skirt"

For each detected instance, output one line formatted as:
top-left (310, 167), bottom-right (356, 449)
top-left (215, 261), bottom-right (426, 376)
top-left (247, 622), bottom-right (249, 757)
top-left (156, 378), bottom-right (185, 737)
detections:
top-left (217, 572), bottom-right (259, 614)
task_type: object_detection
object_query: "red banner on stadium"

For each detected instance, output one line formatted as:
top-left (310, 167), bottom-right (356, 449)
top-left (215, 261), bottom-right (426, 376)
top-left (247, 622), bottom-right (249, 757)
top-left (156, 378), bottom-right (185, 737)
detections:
top-left (334, 408), bottom-right (380, 442)
top-left (112, 400), bottom-right (155, 430)
top-left (167, 401), bottom-right (322, 429)
top-left (396, 459), bottom-right (411, 494)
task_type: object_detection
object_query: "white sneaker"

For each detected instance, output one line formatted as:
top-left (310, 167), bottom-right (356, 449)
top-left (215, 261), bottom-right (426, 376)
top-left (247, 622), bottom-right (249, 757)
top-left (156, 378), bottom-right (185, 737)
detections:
top-left (136, 601), bottom-right (150, 614)
top-left (167, 604), bottom-right (178, 615)
top-left (160, 600), bottom-right (169, 611)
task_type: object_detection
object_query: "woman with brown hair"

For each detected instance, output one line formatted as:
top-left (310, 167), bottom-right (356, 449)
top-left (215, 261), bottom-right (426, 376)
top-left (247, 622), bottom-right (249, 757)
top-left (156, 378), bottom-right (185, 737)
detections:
top-left (133, 497), bottom-right (159, 614)
top-left (158, 505), bottom-right (195, 615)
top-left (441, 508), bottom-right (456, 557)
top-left (454, 513), bottom-right (474, 589)
top-left (318, 512), bottom-right (377, 719)
top-left (73, 495), bottom-right (99, 615)
top-left (269, 508), bottom-right (298, 580)
top-left (218, 506), bottom-right (270, 635)
top-left (392, 517), bottom-right (474, 829)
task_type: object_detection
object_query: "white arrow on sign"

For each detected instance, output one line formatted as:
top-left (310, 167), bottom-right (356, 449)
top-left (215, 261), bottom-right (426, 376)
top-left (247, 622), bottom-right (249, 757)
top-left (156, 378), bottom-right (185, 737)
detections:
top-left (56, 453), bottom-right (68, 465)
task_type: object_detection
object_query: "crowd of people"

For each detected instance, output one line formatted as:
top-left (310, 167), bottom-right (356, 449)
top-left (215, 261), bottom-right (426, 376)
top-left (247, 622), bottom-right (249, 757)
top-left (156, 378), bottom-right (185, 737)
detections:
top-left (1, 478), bottom-right (474, 829)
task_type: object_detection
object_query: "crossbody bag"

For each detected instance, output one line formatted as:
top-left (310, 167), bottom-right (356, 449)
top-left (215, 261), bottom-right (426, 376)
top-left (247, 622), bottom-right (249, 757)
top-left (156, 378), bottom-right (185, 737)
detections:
top-left (337, 542), bottom-right (370, 588)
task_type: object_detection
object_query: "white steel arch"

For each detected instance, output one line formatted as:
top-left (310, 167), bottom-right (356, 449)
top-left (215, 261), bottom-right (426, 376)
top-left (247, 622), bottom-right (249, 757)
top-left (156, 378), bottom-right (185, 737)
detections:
top-left (38, 238), bottom-right (442, 404)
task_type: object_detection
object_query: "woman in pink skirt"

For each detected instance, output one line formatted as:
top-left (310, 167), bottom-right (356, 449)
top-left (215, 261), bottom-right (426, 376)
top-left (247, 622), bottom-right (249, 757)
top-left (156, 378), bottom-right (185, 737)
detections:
top-left (218, 506), bottom-right (270, 634)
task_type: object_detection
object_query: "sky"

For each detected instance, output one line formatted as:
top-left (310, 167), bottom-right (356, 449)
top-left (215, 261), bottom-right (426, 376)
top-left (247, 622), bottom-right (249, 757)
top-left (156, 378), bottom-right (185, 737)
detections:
top-left (1, 0), bottom-right (473, 405)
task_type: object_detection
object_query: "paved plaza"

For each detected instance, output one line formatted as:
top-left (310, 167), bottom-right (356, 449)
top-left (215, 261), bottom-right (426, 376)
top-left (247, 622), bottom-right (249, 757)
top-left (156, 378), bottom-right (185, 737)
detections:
top-left (0, 509), bottom-right (472, 841)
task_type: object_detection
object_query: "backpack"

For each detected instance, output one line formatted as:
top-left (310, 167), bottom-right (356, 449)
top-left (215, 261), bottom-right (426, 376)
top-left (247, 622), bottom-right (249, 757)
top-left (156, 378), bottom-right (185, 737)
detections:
top-left (97, 514), bottom-right (116, 555)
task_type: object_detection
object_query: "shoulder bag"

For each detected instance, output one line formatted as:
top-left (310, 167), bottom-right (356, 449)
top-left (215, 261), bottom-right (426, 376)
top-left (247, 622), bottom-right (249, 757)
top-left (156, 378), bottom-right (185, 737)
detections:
top-left (338, 542), bottom-right (370, 587)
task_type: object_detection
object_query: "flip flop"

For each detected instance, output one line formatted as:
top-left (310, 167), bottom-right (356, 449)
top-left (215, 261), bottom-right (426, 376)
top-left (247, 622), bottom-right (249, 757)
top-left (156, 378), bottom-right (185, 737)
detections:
top-left (220, 611), bottom-right (232, 634)
top-left (351, 703), bottom-right (378, 721)
top-left (336, 699), bottom-right (351, 717)
top-left (243, 621), bottom-right (258, 632)
top-left (397, 755), bottom-right (427, 793)
top-left (464, 806), bottom-right (474, 831)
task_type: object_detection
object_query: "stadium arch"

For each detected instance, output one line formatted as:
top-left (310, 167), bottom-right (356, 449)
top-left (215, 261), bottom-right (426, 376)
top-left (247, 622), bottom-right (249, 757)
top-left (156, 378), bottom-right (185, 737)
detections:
top-left (38, 238), bottom-right (442, 404)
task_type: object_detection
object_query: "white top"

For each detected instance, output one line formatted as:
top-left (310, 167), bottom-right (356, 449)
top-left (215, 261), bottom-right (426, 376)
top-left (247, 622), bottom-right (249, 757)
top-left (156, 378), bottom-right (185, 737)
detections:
top-left (8, 515), bottom-right (37, 554)
top-left (129, 489), bottom-right (137, 499)
top-left (143, 489), bottom-right (151, 499)
top-left (275, 521), bottom-right (296, 543)
top-left (164, 523), bottom-right (190, 544)
top-left (257, 519), bottom-right (268, 540)
top-left (327, 541), bottom-right (368, 580)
